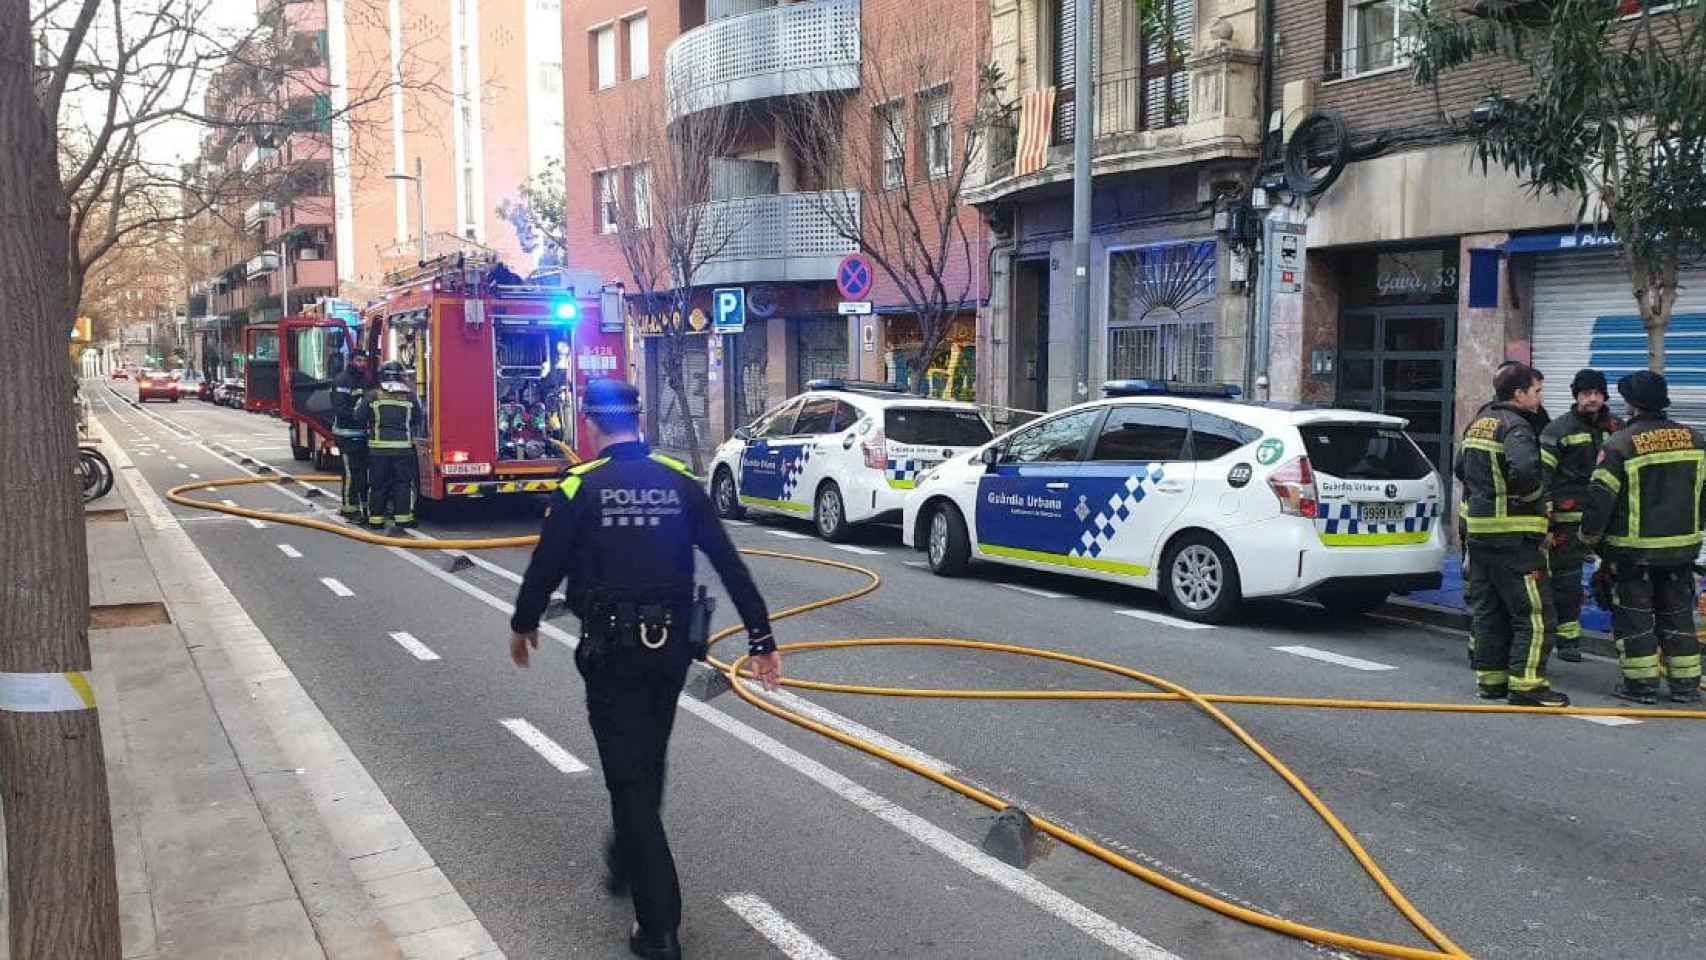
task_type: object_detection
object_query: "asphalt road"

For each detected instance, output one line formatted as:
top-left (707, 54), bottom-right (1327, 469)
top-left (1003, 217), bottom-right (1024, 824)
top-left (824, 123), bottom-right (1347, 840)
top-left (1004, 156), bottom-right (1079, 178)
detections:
top-left (89, 382), bottom-right (1706, 960)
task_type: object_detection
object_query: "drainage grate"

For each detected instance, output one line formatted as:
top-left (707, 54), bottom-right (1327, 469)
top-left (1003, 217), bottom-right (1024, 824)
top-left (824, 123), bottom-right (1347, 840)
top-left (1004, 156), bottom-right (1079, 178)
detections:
top-left (85, 508), bottom-right (129, 523)
top-left (89, 601), bottom-right (171, 630)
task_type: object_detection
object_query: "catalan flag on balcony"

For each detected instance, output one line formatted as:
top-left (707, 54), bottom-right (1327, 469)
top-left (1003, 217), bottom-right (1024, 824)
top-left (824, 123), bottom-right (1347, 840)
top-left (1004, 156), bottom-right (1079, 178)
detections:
top-left (1013, 86), bottom-right (1057, 178)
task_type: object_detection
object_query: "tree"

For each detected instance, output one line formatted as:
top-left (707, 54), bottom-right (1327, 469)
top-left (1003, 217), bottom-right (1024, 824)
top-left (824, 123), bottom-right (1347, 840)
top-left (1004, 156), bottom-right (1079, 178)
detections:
top-left (497, 157), bottom-right (568, 264)
top-left (1413, 0), bottom-right (1706, 372)
top-left (783, 7), bottom-right (996, 394)
top-left (581, 83), bottom-right (748, 473)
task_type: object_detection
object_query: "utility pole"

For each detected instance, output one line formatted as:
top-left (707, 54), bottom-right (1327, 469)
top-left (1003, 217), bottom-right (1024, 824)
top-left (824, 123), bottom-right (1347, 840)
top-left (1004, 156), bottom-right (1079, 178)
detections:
top-left (386, 157), bottom-right (428, 264)
top-left (279, 239), bottom-right (290, 317)
top-left (1070, 0), bottom-right (1095, 401)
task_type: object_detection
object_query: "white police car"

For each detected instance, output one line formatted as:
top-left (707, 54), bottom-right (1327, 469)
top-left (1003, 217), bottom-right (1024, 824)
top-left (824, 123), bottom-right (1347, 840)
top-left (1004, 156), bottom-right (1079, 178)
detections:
top-left (901, 381), bottom-right (1447, 623)
top-left (710, 380), bottom-right (994, 541)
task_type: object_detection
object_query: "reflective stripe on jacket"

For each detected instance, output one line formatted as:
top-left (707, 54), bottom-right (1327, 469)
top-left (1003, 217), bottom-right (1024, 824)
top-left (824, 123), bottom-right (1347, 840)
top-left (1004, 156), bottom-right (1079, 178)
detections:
top-left (1455, 400), bottom-right (1549, 542)
top-left (1539, 406), bottom-right (1619, 525)
top-left (1582, 413), bottom-right (1706, 565)
top-left (356, 390), bottom-right (424, 451)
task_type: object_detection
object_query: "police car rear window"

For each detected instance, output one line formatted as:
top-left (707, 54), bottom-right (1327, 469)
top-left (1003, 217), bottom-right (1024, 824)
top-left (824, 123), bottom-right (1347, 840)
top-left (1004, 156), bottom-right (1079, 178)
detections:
top-left (1302, 425), bottom-right (1433, 480)
top-left (884, 408), bottom-right (993, 446)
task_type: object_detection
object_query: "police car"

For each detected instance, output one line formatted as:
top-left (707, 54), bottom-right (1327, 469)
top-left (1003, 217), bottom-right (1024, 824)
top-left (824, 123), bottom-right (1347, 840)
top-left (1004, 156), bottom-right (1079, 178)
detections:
top-left (710, 380), bottom-right (994, 541)
top-left (900, 381), bottom-right (1447, 623)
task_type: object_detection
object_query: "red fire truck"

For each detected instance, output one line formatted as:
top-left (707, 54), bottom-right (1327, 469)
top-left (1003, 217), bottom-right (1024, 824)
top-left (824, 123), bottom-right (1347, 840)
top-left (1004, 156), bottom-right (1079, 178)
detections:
top-left (243, 322), bottom-right (282, 416)
top-left (358, 255), bottom-right (626, 504)
top-left (277, 302), bottom-right (362, 471)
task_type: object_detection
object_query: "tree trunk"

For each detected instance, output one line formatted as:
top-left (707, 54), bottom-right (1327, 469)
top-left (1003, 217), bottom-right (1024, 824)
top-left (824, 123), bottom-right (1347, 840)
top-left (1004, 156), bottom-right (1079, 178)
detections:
top-left (1, 13), bottom-right (122, 959)
top-left (662, 332), bottom-right (705, 474)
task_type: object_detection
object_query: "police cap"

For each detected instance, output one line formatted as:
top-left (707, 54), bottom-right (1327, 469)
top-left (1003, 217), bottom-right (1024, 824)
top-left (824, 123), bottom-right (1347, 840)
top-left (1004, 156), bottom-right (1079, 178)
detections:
top-left (582, 378), bottom-right (641, 417)
top-left (1618, 370), bottom-right (1670, 411)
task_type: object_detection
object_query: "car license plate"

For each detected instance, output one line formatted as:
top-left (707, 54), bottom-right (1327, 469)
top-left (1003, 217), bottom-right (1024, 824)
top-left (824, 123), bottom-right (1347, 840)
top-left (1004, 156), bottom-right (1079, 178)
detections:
top-left (441, 463), bottom-right (491, 476)
top-left (1359, 502), bottom-right (1407, 523)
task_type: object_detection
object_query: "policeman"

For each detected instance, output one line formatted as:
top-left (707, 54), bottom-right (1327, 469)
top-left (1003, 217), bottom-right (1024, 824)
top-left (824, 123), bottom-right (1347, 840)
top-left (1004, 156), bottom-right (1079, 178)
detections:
top-left (1539, 368), bottom-right (1620, 662)
top-left (1581, 371), bottom-right (1705, 704)
top-left (508, 378), bottom-right (781, 960)
top-left (1456, 362), bottom-right (1569, 705)
top-left (354, 361), bottom-right (424, 531)
top-left (331, 350), bottom-right (372, 522)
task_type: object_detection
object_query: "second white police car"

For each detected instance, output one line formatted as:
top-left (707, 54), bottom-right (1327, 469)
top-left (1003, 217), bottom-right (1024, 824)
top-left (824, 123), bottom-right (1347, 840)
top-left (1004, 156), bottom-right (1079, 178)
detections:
top-left (901, 381), bottom-right (1448, 623)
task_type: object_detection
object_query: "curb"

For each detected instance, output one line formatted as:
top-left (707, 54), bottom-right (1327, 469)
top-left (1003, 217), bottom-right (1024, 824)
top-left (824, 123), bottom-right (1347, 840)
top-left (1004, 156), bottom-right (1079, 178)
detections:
top-left (1381, 597), bottom-right (1620, 660)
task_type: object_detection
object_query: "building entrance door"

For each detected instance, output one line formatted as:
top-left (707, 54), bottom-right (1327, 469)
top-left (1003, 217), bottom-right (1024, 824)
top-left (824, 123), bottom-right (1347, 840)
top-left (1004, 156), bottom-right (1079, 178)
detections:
top-left (1337, 306), bottom-right (1457, 480)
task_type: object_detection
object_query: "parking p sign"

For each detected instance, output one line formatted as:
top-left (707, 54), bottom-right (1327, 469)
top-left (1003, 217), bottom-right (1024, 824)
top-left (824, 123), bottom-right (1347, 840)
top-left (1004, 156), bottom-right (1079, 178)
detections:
top-left (712, 287), bottom-right (746, 333)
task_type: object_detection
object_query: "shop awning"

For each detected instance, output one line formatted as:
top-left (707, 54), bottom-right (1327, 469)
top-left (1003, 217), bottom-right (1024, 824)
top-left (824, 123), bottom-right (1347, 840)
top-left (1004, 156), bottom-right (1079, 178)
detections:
top-left (1503, 229), bottom-right (1620, 254)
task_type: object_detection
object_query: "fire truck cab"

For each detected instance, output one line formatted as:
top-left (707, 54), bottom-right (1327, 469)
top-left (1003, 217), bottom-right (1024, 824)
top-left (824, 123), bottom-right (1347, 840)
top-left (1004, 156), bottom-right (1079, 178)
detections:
top-left (278, 302), bottom-right (363, 471)
top-left (361, 255), bottom-right (625, 504)
top-left (243, 322), bottom-right (282, 416)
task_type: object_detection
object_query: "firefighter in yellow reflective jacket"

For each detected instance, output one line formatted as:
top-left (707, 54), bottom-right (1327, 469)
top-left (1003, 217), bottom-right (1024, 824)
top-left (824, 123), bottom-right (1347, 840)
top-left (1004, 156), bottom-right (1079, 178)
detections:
top-left (354, 362), bottom-right (425, 530)
top-left (1581, 370), bottom-right (1705, 704)
top-left (1539, 368), bottom-right (1621, 662)
top-left (1455, 362), bottom-right (1568, 705)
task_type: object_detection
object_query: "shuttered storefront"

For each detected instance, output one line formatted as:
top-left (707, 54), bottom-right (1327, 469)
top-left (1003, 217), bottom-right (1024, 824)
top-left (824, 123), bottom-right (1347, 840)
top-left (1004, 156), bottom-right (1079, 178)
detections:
top-left (1531, 253), bottom-right (1706, 429)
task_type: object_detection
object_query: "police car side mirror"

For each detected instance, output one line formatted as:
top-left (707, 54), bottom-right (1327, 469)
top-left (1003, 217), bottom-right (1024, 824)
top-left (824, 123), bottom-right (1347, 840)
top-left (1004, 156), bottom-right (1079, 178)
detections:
top-left (979, 446), bottom-right (1001, 468)
top-left (734, 426), bottom-right (754, 441)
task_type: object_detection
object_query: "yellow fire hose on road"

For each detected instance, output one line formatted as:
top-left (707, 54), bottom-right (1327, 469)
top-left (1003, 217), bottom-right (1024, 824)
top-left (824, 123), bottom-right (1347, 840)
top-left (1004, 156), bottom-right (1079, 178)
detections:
top-left (167, 472), bottom-right (1706, 960)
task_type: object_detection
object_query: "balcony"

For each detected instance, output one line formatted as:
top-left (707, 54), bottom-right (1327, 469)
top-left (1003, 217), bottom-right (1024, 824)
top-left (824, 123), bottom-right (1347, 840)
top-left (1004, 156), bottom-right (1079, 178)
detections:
top-left (664, 0), bottom-right (860, 123)
top-left (246, 251), bottom-right (280, 279)
top-left (245, 200), bottom-right (277, 231)
top-left (280, 256), bottom-right (336, 292)
top-left (691, 190), bottom-right (859, 285)
top-left (267, 197), bottom-right (333, 242)
top-left (240, 145), bottom-right (278, 173)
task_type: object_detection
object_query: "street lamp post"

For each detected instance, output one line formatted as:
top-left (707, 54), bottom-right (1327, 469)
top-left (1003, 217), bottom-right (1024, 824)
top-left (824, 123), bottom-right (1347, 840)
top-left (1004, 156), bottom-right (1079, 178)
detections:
top-left (386, 156), bottom-right (428, 264)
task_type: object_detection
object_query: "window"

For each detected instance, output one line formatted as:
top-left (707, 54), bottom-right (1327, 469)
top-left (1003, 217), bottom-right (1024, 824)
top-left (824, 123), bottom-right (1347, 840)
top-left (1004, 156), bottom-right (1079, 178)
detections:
top-left (594, 170), bottom-right (619, 233)
top-left (1301, 425), bottom-right (1434, 479)
top-left (538, 62), bottom-right (562, 94)
top-left (1337, 0), bottom-right (1418, 78)
top-left (884, 407), bottom-right (994, 447)
top-left (831, 401), bottom-right (863, 432)
top-left (462, 166), bottom-right (476, 232)
top-left (792, 397), bottom-right (840, 436)
top-left (631, 164), bottom-right (651, 230)
top-left (920, 86), bottom-right (952, 179)
top-left (626, 13), bottom-right (649, 80)
top-left (755, 399), bottom-right (802, 438)
top-left (1107, 240), bottom-right (1218, 385)
top-left (1091, 406), bottom-right (1189, 462)
top-left (999, 409), bottom-right (1103, 464)
top-left (877, 101), bottom-right (906, 189)
top-left (1188, 412), bottom-right (1262, 461)
top-left (592, 25), bottom-right (616, 89)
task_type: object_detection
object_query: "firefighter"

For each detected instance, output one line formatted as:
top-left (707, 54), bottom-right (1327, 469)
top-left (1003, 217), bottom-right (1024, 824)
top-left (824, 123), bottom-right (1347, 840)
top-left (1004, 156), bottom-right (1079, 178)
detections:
top-left (331, 349), bottom-right (372, 522)
top-left (1539, 368), bottom-right (1620, 662)
top-left (1456, 362), bottom-right (1569, 705)
top-left (354, 361), bottom-right (424, 531)
top-left (1581, 371), bottom-right (1705, 704)
top-left (508, 378), bottom-right (780, 960)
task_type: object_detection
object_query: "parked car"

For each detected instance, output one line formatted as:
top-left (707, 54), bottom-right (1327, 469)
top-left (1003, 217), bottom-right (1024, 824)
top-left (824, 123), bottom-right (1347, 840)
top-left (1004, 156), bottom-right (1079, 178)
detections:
top-left (902, 380), bottom-right (1448, 624)
top-left (215, 378), bottom-right (245, 408)
top-left (172, 369), bottom-right (205, 401)
top-left (109, 368), bottom-right (129, 380)
top-left (708, 379), bottom-right (994, 541)
top-left (136, 369), bottom-right (178, 403)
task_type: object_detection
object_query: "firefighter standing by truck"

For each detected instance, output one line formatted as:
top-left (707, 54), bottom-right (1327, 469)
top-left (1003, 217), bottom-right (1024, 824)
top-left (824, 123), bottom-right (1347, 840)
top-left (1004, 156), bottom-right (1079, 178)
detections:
top-left (1539, 368), bottom-right (1620, 662)
top-left (355, 362), bottom-right (425, 530)
top-left (1581, 370), bottom-right (1706, 704)
top-left (1456, 362), bottom-right (1569, 706)
top-left (331, 350), bottom-right (373, 522)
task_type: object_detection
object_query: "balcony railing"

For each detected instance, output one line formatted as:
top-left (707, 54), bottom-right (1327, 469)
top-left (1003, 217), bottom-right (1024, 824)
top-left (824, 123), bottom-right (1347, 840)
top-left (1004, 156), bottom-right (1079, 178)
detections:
top-left (241, 144), bottom-right (278, 173)
top-left (244, 200), bottom-right (277, 231)
top-left (1052, 67), bottom-right (1189, 145)
top-left (664, 0), bottom-right (860, 123)
top-left (246, 251), bottom-right (280, 279)
top-left (690, 190), bottom-right (860, 286)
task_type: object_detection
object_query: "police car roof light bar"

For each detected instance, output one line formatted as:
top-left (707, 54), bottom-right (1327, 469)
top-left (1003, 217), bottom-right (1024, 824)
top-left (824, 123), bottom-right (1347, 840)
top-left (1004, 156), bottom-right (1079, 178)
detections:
top-left (805, 378), bottom-right (907, 394)
top-left (1101, 379), bottom-right (1243, 399)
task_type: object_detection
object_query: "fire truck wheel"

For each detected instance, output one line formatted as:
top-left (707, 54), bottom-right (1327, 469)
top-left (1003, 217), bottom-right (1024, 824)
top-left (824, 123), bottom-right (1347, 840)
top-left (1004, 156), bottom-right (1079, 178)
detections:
top-left (712, 467), bottom-right (744, 520)
top-left (312, 445), bottom-right (336, 472)
top-left (290, 432), bottom-right (312, 462)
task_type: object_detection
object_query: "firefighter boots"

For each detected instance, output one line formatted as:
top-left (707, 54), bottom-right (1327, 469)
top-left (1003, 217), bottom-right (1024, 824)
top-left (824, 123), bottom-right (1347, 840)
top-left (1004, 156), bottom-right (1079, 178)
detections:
top-left (1612, 679), bottom-right (1660, 705)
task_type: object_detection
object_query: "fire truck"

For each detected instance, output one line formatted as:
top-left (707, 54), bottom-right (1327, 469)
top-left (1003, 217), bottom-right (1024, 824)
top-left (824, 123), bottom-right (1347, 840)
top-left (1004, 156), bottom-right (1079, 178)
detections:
top-left (243, 322), bottom-right (282, 416)
top-left (355, 255), bottom-right (625, 504)
top-left (277, 301), bottom-right (363, 471)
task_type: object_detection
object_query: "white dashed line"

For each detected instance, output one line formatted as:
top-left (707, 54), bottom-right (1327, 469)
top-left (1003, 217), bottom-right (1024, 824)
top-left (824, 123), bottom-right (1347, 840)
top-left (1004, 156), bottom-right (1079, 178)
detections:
top-left (277, 544), bottom-right (302, 559)
top-left (1114, 609), bottom-right (1214, 631)
top-left (1272, 645), bottom-right (1397, 672)
top-left (388, 631), bottom-right (441, 662)
top-left (723, 894), bottom-right (841, 960)
top-left (997, 583), bottom-right (1069, 600)
top-left (320, 577), bottom-right (354, 597)
top-left (499, 719), bottom-right (589, 774)
top-left (829, 544), bottom-right (884, 556)
top-left (767, 530), bottom-right (812, 540)
top-left (176, 462), bottom-right (189, 470)
top-left (903, 560), bottom-right (929, 569)
top-left (1571, 715), bottom-right (1642, 727)
top-left (189, 473), bottom-right (201, 479)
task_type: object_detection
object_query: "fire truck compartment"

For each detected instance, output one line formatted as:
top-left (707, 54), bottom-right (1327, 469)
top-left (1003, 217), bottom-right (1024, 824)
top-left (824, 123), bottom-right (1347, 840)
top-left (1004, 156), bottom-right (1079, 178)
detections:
top-left (494, 327), bottom-right (572, 463)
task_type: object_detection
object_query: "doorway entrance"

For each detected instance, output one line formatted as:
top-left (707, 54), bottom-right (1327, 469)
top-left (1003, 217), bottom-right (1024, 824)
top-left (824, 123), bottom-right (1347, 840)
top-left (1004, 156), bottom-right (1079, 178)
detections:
top-left (1011, 259), bottom-right (1050, 412)
top-left (1337, 306), bottom-right (1457, 480)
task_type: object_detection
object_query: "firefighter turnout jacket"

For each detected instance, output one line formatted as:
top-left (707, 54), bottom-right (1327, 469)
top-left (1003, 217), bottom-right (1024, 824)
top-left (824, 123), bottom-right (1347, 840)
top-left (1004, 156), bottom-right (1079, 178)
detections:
top-left (1456, 401), bottom-right (1550, 542)
top-left (1582, 414), bottom-right (1706, 566)
top-left (331, 367), bottom-right (370, 438)
top-left (1540, 406), bottom-right (1620, 526)
top-left (354, 387), bottom-right (425, 451)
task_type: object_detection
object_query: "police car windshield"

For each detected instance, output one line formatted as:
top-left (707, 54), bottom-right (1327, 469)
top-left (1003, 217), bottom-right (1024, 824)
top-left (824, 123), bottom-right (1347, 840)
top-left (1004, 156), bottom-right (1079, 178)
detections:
top-left (884, 408), bottom-right (993, 446)
top-left (1301, 424), bottom-right (1434, 480)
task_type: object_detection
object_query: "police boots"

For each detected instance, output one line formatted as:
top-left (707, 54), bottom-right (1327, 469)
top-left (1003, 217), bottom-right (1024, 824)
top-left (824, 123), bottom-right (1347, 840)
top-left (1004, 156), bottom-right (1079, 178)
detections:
top-left (629, 922), bottom-right (682, 960)
top-left (1668, 679), bottom-right (1703, 704)
top-left (1612, 679), bottom-right (1661, 705)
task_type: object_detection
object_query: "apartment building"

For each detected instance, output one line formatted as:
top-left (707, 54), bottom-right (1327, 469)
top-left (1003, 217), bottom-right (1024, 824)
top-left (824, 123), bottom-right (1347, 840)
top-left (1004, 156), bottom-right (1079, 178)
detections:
top-left (563, 0), bottom-right (989, 459)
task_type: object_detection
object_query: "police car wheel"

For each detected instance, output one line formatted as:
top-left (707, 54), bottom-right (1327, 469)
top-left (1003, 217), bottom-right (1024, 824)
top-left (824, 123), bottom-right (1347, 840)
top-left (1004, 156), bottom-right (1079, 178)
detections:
top-left (926, 502), bottom-right (971, 576)
top-left (815, 483), bottom-right (850, 542)
top-left (1161, 533), bottom-right (1242, 624)
top-left (712, 468), bottom-right (744, 520)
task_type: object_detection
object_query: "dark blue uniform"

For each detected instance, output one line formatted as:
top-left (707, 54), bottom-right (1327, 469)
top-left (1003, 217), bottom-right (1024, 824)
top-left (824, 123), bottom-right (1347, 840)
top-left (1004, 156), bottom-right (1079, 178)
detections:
top-left (511, 440), bottom-right (772, 943)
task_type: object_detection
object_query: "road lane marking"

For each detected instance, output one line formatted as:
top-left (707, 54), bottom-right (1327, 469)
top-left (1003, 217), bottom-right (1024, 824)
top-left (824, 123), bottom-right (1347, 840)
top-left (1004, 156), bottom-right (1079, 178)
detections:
top-left (189, 472), bottom-right (201, 479)
top-left (320, 577), bottom-right (354, 598)
top-left (767, 530), bottom-right (812, 540)
top-left (388, 631), bottom-right (440, 662)
top-left (1114, 609), bottom-right (1214, 631)
top-left (176, 462), bottom-right (189, 470)
top-left (277, 544), bottom-right (302, 559)
top-left (763, 689), bottom-right (955, 774)
top-left (1571, 715), bottom-right (1642, 727)
top-left (903, 560), bottom-right (929, 569)
top-left (723, 894), bottom-right (840, 960)
top-left (499, 719), bottom-right (589, 774)
top-left (1272, 645), bottom-right (1397, 672)
top-left (829, 544), bottom-right (884, 556)
top-left (997, 583), bottom-right (1068, 600)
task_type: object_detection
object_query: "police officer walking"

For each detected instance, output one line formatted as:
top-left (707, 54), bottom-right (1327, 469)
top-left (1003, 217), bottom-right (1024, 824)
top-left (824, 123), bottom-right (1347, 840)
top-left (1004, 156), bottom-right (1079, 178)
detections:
top-left (508, 378), bottom-right (781, 960)
top-left (331, 349), bottom-right (372, 522)
top-left (1539, 369), bottom-right (1621, 662)
top-left (1581, 371), bottom-right (1705, 704)
top-left (354, 361), bottom-right (424, 531)
top-left (1456, 362), bottom-right (1569, 705)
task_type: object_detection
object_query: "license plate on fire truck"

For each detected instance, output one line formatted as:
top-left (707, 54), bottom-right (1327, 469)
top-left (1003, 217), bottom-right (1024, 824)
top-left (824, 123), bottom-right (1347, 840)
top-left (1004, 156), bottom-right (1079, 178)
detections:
top-left (442, 463), bottom-right (492, 476)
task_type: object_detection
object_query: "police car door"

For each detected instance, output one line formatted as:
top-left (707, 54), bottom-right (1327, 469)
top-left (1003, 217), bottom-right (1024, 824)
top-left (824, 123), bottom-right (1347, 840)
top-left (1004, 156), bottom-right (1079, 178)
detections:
top-left (738, 397), bottom-right (806, 516)
top-left (1074, 405), bottom-right (1195, 580)
top-left (973, 407), bottom-right (1104, 570)
top-left (785, 395), bottom-right (841, 513)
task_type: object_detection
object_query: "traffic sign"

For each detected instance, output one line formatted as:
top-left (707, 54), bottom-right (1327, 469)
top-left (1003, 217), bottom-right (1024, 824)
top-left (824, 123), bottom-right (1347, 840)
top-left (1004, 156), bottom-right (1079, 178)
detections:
top-left (838, 301), bottom-right (872, 316)
top-left (712, 287), bottom-right (746, 333)
top-left (836, 253), bottom-right (874, 300)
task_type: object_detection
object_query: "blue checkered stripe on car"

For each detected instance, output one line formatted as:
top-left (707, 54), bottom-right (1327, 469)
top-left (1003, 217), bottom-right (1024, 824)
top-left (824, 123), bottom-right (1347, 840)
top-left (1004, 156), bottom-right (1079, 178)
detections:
top-left (1318, 500), bottom-right (1441, 536)
top-left (887, 457), bottom-right (919, 483)
top-left (779, 446), bottom-right (812, 501)
top-left (1071, 466), bottom-right (1165, 560)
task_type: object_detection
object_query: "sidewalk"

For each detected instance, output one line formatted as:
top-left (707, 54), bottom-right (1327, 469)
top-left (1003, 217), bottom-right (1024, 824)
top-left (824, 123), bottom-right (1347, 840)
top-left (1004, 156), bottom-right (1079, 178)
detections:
top-left (1383, 553), bottom-right (1625, 659)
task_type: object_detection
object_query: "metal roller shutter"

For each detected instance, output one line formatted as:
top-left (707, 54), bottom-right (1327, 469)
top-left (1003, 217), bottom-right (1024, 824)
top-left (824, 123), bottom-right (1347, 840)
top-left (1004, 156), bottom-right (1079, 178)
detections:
top-left (1531, 254), bottom-right (1706, 429)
